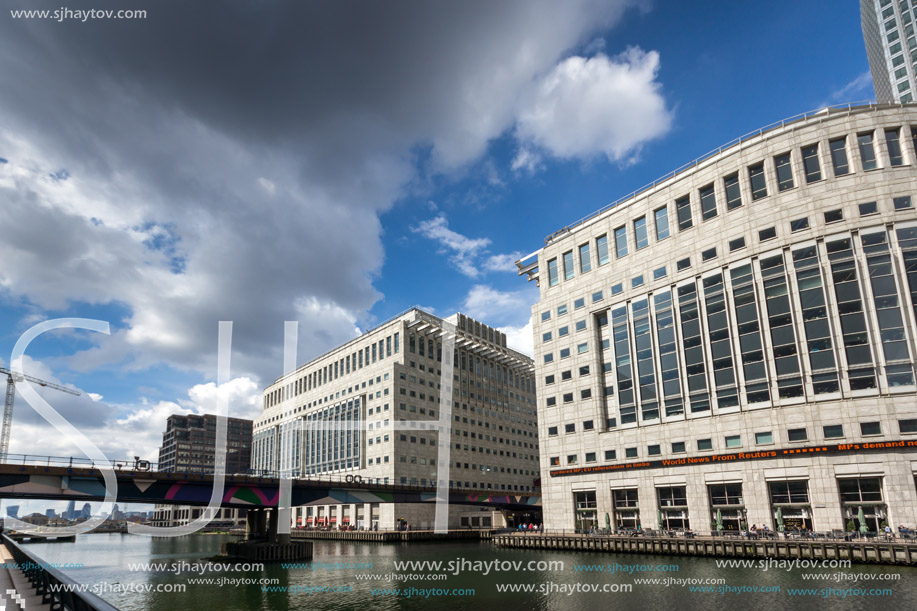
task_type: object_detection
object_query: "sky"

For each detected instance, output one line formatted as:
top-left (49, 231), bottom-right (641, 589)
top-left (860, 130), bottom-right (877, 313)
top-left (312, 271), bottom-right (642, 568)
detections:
top-left (0, 0), bottom-right (874, 488)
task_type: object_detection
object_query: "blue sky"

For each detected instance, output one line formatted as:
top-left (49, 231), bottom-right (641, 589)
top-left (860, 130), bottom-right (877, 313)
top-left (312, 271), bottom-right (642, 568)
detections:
top-left (0, 0), bottom-right (873, 473)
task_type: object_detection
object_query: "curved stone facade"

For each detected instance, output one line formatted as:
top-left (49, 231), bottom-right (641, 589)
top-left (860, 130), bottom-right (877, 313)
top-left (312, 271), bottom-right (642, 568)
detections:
top-left (523, 104), bottom-right (917, 534)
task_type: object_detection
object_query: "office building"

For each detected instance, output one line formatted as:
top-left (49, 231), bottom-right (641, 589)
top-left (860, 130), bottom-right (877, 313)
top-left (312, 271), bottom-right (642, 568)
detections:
top-left (252, 309), bottom-right (538, 530)
top-left (862, 0), bottom-right (917, 102)
top-left (518, 104), bottom-right (917, 533)
top-left (151, 413), bottom-right (252, 528)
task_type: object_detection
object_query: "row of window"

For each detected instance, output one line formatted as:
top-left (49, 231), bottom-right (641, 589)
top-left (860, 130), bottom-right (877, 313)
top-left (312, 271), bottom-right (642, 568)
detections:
top-left (540, 196), bottom-right (916, 335)
top-left (539, 226), bottom-right (917, 427)
top-left (549, 419), bottom-right (917, 466)
top-left (548, 420), bottom-right (917, 466)
top-left (544, 125), bottom-right (917, 290)
top-left (881, 0), bottom-right (917, 101)
top-left (265, 333), bottom-right (401, 409)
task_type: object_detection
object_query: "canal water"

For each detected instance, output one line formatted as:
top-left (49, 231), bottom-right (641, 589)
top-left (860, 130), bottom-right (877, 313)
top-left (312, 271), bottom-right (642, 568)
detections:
top-left (22, 533), bottom-right (917, 610)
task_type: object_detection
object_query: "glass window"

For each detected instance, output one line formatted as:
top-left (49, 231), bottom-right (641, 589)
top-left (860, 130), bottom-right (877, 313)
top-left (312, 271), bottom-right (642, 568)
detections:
top-left (547, 258), bottom-right (558, 287)
top-left (860, 421), bottom-right (881, 436)
top-left (886, 128), bottom-right (904, 166)
top-left (749, 162), bottom-right (767, 200)
top-left (592, 290), bottom-right (603, 303)
top-left (542, 331), bottom-right (552, 342)
top-left (563, 251), bottom-right (575, 281)
top-left (829, 137), bottom-right (850, 176)
top-left (894, 195), bottom-right (912, 209)
top-left (596, 235), bottom-right (609, 266)
top-left (725, 435), bottom-right (741, 448)
top-left (676, 195), bottom-right (693, 230)
top-left (697, 438), bottom-right (712, 451)
top-left (653, 266), bottom-right (667, 280)
top-left (647, 444), bottom-right (661, 456)
top-left (541, 310), bottom-right (551, 322)
top-left (702, 247), bottom-right (717, 261)
top-left (724, 173), bottom-right (742, 210)
top-left (634, 217), bottom-right (648, 249)
top-left (672, 441), bottom-right (686, 453)
top-left (574, 297), bottom-right (585, 309)
top-left (625, 447), bottom-right (638, 458)
top-left (632, 275), bottom-right (644, 288)
top-left (802, 144), bottom-right (821, 182)
top-left (615, 226), bottom-right (628, 258)
top-left (823, 424), bottom-right (844, 439)
top-left (824, 209), bottom-right (843, 223)
top-left (655, 206), bottom-right (670, 240)
top-left (605, 450), bottom-right (616, 460)
top-left (578, 243), bottom-right (592, 273)
top-left (755, 431), bottom-right (774, 445)
top-left (611, 283), bottom-right (623, 295)
top-left (759, 226), bottom-right (777, 241)
top-left (787, 428), bottom-right (807, 442)
top-left (899, 419), bottom-right (917, 433)
top-left (700, 184), bottom-right (717, 220)
top-left (729, 237), bottom-right (746, 251)
top-left (548, 426), bottom-right (558, 436)
top-left (858, 132), bottom-right (878, 170)
top-left (775, 153), bottom-right (794, 191)
top-left (558, 304), bottom-right (567, 315)
top-left (791, 217), bottom-right (809, 232)
top-left (677, 257), bottom-right (691, 270)
top-left (565, 423), bottom-right (575, 433)
top-left (859, 201), bottom-right (878, 215)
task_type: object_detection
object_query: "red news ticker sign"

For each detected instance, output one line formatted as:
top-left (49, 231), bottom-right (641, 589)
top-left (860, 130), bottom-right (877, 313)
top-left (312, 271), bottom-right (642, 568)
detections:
top-left (549, 439), bottom-right (917, 478)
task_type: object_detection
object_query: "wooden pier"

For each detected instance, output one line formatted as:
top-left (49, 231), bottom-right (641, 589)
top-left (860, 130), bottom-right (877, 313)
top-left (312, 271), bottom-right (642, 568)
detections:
top-left (492, 533), bottom-right (917, 565)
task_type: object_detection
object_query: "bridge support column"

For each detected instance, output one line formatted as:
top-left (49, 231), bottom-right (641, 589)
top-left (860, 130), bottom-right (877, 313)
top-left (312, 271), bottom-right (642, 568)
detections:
top-left (246, 508), bottom-right (267, 540)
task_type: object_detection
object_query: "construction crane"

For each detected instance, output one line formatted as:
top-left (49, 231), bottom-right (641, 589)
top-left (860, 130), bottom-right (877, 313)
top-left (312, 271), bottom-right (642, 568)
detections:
top-left (0, 366), bottom-right (81, 459)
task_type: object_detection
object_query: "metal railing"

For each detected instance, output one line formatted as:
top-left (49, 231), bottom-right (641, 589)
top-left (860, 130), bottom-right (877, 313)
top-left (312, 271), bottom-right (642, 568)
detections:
top-left (2, 533), bottom-right (118, 611)
top-left (504, 528), bottom-right (917, 542)
top-left (540, 100), bottom-right (905, 245)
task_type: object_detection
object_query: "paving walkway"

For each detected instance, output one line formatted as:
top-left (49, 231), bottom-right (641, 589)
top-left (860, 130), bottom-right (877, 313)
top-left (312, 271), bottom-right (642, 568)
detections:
top-left (0, 543), bottom-right (52, 611)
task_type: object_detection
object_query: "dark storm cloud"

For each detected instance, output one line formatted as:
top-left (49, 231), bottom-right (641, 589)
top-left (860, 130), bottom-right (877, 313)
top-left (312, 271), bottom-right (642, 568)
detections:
top-left (0, 0), bottom-right (636, 385)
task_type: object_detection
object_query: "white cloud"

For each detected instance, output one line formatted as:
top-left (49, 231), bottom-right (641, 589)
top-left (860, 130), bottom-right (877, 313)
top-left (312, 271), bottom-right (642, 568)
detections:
top-left (9, 375), bottom-right (263, 464)
top-left (483, 252), bottom-right (524, 273)
top-left (257, 177), bottom-right (276, 195)
top-left (510, 147), bottom-right (544, 174)
top-left (823, 71), bottom-right (874, 108)
top-left (462, 284), bottom-right (536, 324)
top-left (87, 393), bottom-right (103, 402)
top-left (460, 286), bottom-right (535, 356)
top-left (498, 317), bottom-right (533, 357)
top-left (412, 214), bottom-right (492, 277)
top-left (412, 213), bottom-right (526, 277)
top-left (515, 48), bottom-right (673, 165)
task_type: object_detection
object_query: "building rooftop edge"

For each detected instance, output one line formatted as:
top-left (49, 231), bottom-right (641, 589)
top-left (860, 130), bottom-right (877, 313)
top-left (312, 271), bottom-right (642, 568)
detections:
top-left (266, 307), bottom-right (534, 390)
top-left (516, 100), bottom-right (914, 271)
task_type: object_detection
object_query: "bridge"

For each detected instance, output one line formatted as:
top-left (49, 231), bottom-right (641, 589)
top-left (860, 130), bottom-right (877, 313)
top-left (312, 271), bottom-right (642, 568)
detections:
top-left (0, 454), bottom-right (540, 510)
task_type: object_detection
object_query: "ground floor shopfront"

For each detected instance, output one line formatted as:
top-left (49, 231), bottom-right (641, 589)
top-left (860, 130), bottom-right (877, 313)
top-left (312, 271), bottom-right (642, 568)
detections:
top-left (291, 502), bottom-right (541, 531)
top-left (548, 453), bottom-right (917, 534)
